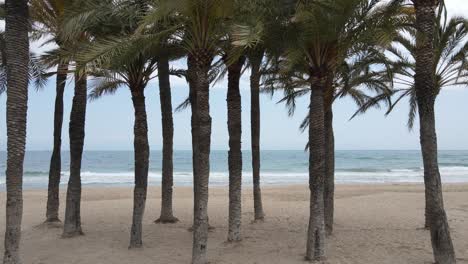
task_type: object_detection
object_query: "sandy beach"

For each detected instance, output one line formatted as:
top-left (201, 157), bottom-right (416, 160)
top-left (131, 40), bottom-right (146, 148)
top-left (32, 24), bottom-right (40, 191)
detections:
top-left (0, 184), bottom-right (467, 264)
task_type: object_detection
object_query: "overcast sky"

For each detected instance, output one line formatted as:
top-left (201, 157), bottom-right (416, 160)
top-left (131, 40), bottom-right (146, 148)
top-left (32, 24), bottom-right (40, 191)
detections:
top-left (0, 0), bottom-right (467, 151)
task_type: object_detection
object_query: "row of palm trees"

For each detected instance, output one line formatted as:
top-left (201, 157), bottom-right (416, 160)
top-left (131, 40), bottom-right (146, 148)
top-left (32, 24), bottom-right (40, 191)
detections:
top-left (2, 0), bottom-right (467, 264)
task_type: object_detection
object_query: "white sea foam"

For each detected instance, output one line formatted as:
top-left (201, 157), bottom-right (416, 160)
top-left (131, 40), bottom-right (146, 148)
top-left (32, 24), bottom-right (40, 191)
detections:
top-left (1, 166), bottom-right (466, 188)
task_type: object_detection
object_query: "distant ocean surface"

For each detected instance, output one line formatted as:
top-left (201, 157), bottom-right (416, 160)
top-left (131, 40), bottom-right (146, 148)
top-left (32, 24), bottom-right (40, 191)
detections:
top-left (1, 150), bottom-right (468, 189)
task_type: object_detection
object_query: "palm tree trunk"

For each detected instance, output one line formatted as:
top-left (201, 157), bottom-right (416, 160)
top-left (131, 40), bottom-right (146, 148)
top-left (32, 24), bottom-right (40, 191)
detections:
top-left (129, 89), bottom-right (150, 249)
top-left (62, 70), bottom-right (87, 238)
top-left (155, 56), bottom-right (178, 224)
top-left (46, 62), bottom-right (68, 223)
top-left (413, 1), bottom-right (456, 263)
top-left (249, 52), bottom-right (265, 221)
top-left (324, 107), bottom-right (334, 236)
top-left (305, 76), bottom-right (326, 261)
top-left (188, 53), bottom-right (213, 264)
top-left (3, 1), bottom-right (29, 262)
top-left (226, 56), bottom-right (245, 242)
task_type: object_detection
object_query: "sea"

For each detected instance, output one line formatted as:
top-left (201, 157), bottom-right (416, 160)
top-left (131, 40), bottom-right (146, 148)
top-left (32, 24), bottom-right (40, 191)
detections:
top-left (0, 150), bottom-right (468, 189)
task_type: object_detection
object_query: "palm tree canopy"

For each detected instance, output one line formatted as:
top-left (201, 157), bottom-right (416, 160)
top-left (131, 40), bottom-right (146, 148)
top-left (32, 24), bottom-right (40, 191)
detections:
top-left (141, 0), bottom-right (236, 60)
top-left (369, 8), bottom-right (468, 129)
top-left (60, 0), bottom-right (159, 98)
top-left (283, 0), bottom-right (400, 74)
top-left (258, 0), bottom-right (400, 120)
top-left (30, 0), bottom-right (67, 44)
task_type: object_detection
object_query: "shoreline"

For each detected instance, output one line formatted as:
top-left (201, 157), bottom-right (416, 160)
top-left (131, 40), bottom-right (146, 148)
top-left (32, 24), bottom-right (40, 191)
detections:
top-left (3, 181), bottom-right (468, 192)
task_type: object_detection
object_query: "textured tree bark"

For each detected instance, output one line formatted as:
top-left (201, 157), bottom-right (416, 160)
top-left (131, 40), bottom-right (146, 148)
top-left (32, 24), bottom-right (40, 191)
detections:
top-left (45, 62), bottom-right (68, 223)
top-left (3, 1), bottom-right (29, 263)
top-left (129, 90), bottom-right (150, 249)
top-left (188, 52), bottom-right (213, 264)
top-left (226, 56), bottom-right (245, 242)
top-left (155, 56), bottom-right (178, 224)
top-left (413, 1), bottom-right (456, 263)
top-left (249, 52), bottom-right (265, 221)
top-left (305, 76), bottom-right (326, 261)
top-left (324, 107), bottom-right (334, 236)
top-left (62, 71), bottom-right (87, 238)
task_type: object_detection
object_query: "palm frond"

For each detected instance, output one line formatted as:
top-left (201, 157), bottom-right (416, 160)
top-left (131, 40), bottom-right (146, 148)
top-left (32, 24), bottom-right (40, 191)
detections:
top-left (175, 96), bottom-right (191, 112)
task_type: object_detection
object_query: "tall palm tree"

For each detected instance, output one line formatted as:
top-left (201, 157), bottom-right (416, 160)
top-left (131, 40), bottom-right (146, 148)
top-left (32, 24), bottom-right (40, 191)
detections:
top-left (143, 0), bottom-right (234, 262)
top-left (411, 0), bottom-right (456, 262)
top-left (232, 0), bottom-right (295, 221)
top-left (64, 0), bottom-right (162, 246)
top-left (53, 0), bottom-right (96, 238)
top-left (65, 0), bottom-right (182, 226)
top-left (326, 52), bottom-right (396, 235)
top-left (29, 0), bottom-right (71, 224)
top-left (274, 47), bottom-right (394, 236)
top-left (153, 32), bottom-right (184, 225)
top-left (275, 0), bottom-right (399, 259)
top-left (62, 66), bottom-right (87, 237)
top-left (89, 56), bottom-right (155, 247)
top-left (156, 55), bottom-right (179, 223)
top-left (358, 10), bottom-right (468, 233)
top-left (356, 2), bottom-right (460, 261)
top-left (156, 51), bottom-right (179, 224)
top-left (3, 0), bottom-right (29, 263)
top-left (223, 50), bottom-right (246, 242)
top-left (248, 50), bottom-right (265, 221)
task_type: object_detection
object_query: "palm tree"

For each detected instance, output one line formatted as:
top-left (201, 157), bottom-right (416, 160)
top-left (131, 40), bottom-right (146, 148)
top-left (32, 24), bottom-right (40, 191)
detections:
top-left (223, 49), bottom-right (246, 242)
top-left (3, 0), bottom-right (29, 263)
top-left (155, 52), bottom-right (181, 224)
top-left (411, 0), bottom-right (456, 262)
top-left (272, 0), bottom-right (399, 259)
top-left (153, 34), bottom-right (183, 225)
top-left (325, 51), bottom-right (396, 235)
top-left (355, 2), bottom-right (460, 261)
top-left (274, 48), bottom-right (394, 236)
top-left (53, 0), bottom-right (96, 238)
top-left (29, 0), bottom-right (71, 224)
top-left (248, 50), bottom-right (265, 221)
top-left (62, 66), bottom-right (87, 237)
top-left (232, 0), bottom-right (295, 221)
top-left (143, 0), bottom-right (234, 262)
top-left (64, 0), bottom-right (161, 247)
top-left (89, 55), bottom-right (154, 247)
top-left (360, 10), bottom-right (468, 232)
top-left (27, 2), bottom-right (90, 236)
top-left (65, 0), bottom-right (182, 226)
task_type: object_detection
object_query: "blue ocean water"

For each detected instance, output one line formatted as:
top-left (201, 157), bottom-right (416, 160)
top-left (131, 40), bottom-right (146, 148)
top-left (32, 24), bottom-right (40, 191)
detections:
top-left (0, 150), bottom-right (468, 189)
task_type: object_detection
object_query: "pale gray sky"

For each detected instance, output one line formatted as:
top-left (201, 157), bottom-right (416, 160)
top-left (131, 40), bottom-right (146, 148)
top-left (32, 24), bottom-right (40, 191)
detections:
top-left (0, 0), bottom-right (467, 151)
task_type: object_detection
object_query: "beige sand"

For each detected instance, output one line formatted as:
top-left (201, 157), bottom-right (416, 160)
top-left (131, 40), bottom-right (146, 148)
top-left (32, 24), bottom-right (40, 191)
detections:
top-left (1, 184), bottom-right (467, 264)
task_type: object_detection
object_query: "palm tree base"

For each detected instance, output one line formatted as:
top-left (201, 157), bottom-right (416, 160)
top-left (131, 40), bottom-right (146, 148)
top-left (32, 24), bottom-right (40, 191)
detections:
top-left (227, 236), bottom-right (242, 243)
top-left (128, 242), bottom-right (143, 250)
top-left (61, 230), bottom-right (84, 238)
top-left (252, 216), bottom-right (265, 223)
top-left (154, 216), bottom-right (179, 224)
top-left (44, 217), bottom-right (61, 223)
top-left (187, 225), bottom-right (215, 232)
top-left (3, 255), bottom-right (22, 264)
top-left (36, 219), bottom-right (62, 229)
top-left (304, 255), bottom-right (326, 263)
